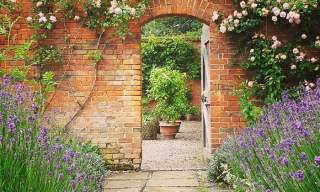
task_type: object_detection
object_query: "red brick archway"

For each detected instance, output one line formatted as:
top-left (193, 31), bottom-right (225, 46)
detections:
top-left (2, 0), bottom-right (245, 170)
top-left (138, 0), bottom-right (246, 155)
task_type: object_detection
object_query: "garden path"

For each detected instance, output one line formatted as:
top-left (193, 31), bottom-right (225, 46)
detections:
top-left (141, 121), bottom-right (207, 171)
top-left (104, 170), bottom-right (231, 192)
top-left (104, 121), bottom-right (232, 192)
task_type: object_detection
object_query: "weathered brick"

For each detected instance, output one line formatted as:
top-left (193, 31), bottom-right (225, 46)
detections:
top-left (1, 0), bottom-right (249, 170)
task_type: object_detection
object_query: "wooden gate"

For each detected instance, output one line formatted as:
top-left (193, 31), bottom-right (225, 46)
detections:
top-left (201, 25), bottom-right (211, 154)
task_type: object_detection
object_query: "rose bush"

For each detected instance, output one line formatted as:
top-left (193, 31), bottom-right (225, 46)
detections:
top-left (212, 0), bottom-right (320, 122)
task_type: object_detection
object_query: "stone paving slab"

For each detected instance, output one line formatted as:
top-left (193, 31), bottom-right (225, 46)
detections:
top-left (108, 171), bottom-right (150, 180)
top-left (143, 187), bottom-right (199, 192)
top-left (106, 188), bottom-right (142, 192)
top-left (105, 180), bottom-right (146, 189)
top-left (151, 170), bottom-right (197, 179)
top-left (104, 168), bottom-right (232, 192)
top-left (146, 178), bottom-right (199, 187)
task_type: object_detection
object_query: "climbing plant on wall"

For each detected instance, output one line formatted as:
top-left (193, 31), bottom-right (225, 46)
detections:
top-left (212, 0), bottom-right (320, 123)
top-left (0, 0), bottom-right (149, 125)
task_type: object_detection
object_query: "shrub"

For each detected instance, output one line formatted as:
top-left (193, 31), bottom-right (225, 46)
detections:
top-left (0, 75), bottom-right (106, 191)
top-left (142, 111), bottom-right (159, 140)
top-left (213, 80), bottom-right (320, 191)
top-left (208, 137), bottom-right (251, 191)
top-left (188, 105), bottom-right (201, 119)
top-left (148, 67), bottom-right (188, 123)
top-left (141, 36), bottom-right (201, 93)
top-left (208, 145), bottom-right (231, 185)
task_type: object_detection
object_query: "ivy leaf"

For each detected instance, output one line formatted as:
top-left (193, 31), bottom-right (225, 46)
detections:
top-left (10, 68), bottom-right (26, 82)
top-left (46, 23), bottom-right (53, 30)
top-left (42, 71), bottom-right (55, 85)
top-left (42, 71), bottom-right (56, 93)
top-left (0, 53), bottom-right (6, 61)
top-left (14, 42), bottom-right (32, 60)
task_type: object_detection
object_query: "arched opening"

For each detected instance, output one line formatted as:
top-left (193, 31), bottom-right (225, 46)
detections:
top-left (139, 15), bottom-right (211, 170)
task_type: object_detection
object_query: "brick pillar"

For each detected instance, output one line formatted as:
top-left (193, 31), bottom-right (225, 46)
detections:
top-left (209, 24), bottom-right (246, 151)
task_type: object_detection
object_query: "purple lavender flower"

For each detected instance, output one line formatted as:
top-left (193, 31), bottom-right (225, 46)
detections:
top-left (7, 115), bottom-right (16, 134)
top-left (278, 138), bottom-right (295, 152)
top-left (69, 180), bottom-right (77, 190)
top-left (31, 103), bottom-right (38, 114)
top-left (314, 156), bottom-right (320, 166)
top-left (76, 172), bottom-right (84, 182)
top-left (67, 165), bottom-right (75, 175)
top-left (265, 189), bottom-right (272, 192)
top-left (88, 175), bottom-right (95, 181)
top-left (28, 116), bottom-right (35, 124)
top-left (63, 149), bottom-right (75, 163)
top-left (0, 112), bottom-right (3, 124)
top-left (293, 170), bottom-right (304, 181)
top-left (279, 156), bottom-right (289, 166)
top-left (82, 187), bottom-right (88, 192)
top-left (58, 173), bottom-right (64, 182)
top-left (300, 152), bottom-right (307, 161)
top-left (2, 75), bottom-right (10, 87)
top-left (28, 128), bottom-right (32, 135)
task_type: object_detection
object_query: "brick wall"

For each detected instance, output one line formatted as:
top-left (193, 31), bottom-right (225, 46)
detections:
top-left (1, 0), bottom-right (248, 170)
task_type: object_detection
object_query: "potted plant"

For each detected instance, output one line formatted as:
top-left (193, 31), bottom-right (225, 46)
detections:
top-left (148, 67), bottom-right (188, 139)
top-left (190, 105), bottom-right (201, 121)
top-left (185, 105), bottom-right (193, 121)
top-left (185, 105), bottom-right (201, 121)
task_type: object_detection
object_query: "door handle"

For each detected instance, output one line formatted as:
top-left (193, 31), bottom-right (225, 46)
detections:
top-left (201, 95), bottom-right (208, 103)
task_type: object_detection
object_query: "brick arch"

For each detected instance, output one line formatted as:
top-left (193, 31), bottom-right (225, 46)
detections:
top-left (136, 0), bottom-right (246, 157)
top-left (139, 0), bottom-right (214, 25)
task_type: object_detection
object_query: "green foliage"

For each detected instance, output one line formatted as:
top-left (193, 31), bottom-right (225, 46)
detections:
top-left (142, 16), bottom-right (203, 37)
top-left (56, 0), bottom-right (80, 20)
top-left (32, 45), bottom-right (62, 69)
top-left (186, 105), bottom-right (201, 119)
top-left (0, 15), bottom-right (11, 37)
top-left (0, 1), bottom-right (17, 11)
top-left (83, 0), bottom-right (113, 33)
top-left (41, 71), bottom-right (56, 93)
top-left (243, 36), bottom-right (319, 105)
top-left (148, 67), bottom-right (188, 123)
top-left (208, 137), bottom-right (250, 190)
top-left (83, 0), bottom-right (149, 36)
top-left (0, 53), bottom-right (6, 61)
top-left (10, 68), bottom-right (27, 82)
top-left (235, 81), bottom-right (262, 125)
top-left (142, 111), bottom-right (159, 140)
top-left (13, 42), bottom-right (32, 61)
top-left (211, 0), bottom-right (320, 125)
top-left (34, 71), bottom-right (56, 108)
top-left (142, 36), bottom-right (201, 92)
top-left (88, 50), bottom-right (103, 65)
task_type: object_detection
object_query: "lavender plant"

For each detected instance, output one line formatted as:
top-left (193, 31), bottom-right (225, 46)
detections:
top-left (0, 75), bottom-right (106, 191)
top-left (221, 80), bottom-right (320, 191)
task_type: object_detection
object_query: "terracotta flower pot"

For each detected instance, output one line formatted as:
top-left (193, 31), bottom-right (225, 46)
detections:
top-left (159, 121), bottom-right (179, 139)
top-left (175, 120), bottom-right (182, 132)
top-left (185, 114), bottom-right (192, 121)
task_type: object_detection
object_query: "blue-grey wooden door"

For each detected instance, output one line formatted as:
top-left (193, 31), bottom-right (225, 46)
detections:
top-left (201, 25), bottom-right (211, 151)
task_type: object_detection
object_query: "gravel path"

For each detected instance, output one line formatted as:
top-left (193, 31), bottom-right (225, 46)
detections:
top-left (141, 121), bottom-right (207, 171)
